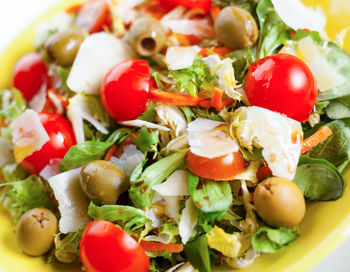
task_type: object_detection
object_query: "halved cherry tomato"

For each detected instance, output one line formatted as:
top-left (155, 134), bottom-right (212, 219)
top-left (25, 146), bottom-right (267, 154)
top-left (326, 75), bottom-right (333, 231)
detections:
top-left (75, 0), bottom-right (112, 34)
top-left (101, 59), bottom-right (150, 121)
top-left (13, 53), bottom-right (49, 102)
top-left (80, 220), bottom-right (150, 272)
top-left (160, 0), bottom-right (212, 14)
top-left (245, 54), bottom-right (317, 122)
top-left (21, 112), bottom-right (76, 174)
top-left (186, 150), bottom-right (246, 180)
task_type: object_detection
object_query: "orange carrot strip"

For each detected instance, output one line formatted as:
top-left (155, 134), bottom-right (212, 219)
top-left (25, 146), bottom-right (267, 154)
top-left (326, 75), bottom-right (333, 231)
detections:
top-left (139, 240), bottom-right (183, 253)
top-left (198, 98), bottom-right (211, 108)
top-left (210, 5), bottom-right (221, 21)
top-left (256, 165), bottom-right (272, 181)
top-left (198, 47), bottom-right (232, 57)
top-left (66, 3), bottom-right (83, 13)
top-left (176, 33), bottom-right (203, 46)
top-left (104, 145), bottom-right (117, 161)
top-left (149, 89), bottom-right (202, 106)
top-left (211, 88), bottom-right (224, 109)
top-left (222, 98), bottom-right (235, 107)
top-left (300, 126), bottom-right (333, 154)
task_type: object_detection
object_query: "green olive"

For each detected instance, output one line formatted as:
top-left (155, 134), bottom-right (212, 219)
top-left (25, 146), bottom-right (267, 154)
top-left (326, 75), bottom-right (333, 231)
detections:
top-left (45, 30), bottom-right (84, 66)
top-left (254, 177), bottom-right (306, 228)
top-left (214, 6), bottom-right (259, 50)
top-left (80, 160), bottom-right (129, 205)
top-left (129, 16), bottom-right (166, 57)
top-left (16, 208), bottom-right (58, 256)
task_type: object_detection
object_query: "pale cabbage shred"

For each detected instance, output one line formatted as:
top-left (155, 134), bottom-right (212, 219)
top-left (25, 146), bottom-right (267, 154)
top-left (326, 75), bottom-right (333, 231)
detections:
top-left (5, 0), bottom-right (327, 270)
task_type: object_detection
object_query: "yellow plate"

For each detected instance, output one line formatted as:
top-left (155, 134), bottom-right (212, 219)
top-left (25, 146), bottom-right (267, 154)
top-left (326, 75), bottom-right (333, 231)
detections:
top-left (1, 1), bottom-right (350, 271)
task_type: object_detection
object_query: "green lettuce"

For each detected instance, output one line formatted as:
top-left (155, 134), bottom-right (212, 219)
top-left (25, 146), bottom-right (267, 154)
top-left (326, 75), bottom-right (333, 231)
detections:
top-left (184, 235), bottom-right (211, 272)
top-left (0, 89), bottom-right (26, 122)
top-left (88, 202), bottom-right (147, 232)
top-left (252, 225), bottom-right (298, 253)
top-left (0, 175), bottom-right (53, 221)
top-left (134, 126), bottom-right (160, 153)
top-left (170, 58), bottom-right (213, 97)
top-left (293, 156), bottom-right (344, 201)
top-left (129, 151), bottom-right (187, 209)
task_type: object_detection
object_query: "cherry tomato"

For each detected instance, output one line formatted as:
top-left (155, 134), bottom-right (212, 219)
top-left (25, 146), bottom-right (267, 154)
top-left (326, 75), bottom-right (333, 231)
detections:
top-left (186, 150), bottom-right (246, 180)
top-left (245, 53), bottom-right (317, 122)
top-left (80, 220), bottom-right (150, 272)
top-left (75, 0), bottom-right (113, 34)
top-left (101, 59), bottom-right (150, 121)
top-left (159, 0), bottom-right (212, 14)
top-left (13, 53), bottom-right (49, 102)
top-left (21, 112), bottom-right (76, 174)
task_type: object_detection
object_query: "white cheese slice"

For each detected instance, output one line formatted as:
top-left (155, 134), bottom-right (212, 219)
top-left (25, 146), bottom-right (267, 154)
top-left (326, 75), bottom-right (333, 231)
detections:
top-left (118, 119), bottom-right (170, 131)
top-left (67, 33), bottom-right (135, 94)
top-left (152, 170), bottom-right (190, 196)
top-left (236, 106), bottom-right (302, 180)
top-left (155, 103), bottom-right (187, 137)
top-left (10, 109), bottom-right (50, 163)
top-left (110, 144), bottom-right (144, 177)
top-left (271, 0), bottom-right (326, 32)
top-left (187, 118), bottom-right (239, 159)
top-left (297, 37), bottom-right (346, 92)
top-left (48, 168), bottom-right (91, 233)
top-left (179, 198), bottom-right (198, 244)
top-left (165, 46), bottom-right (200, 70)
top-left (167, 18), bottom-right (214, 38)
top-left (39, 158), bottom-right (62, 180)
top-left (67, 94), bottom-right (108, 144)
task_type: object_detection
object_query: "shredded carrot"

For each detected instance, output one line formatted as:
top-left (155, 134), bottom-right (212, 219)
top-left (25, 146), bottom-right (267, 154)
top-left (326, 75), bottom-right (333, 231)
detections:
top-left (149, 89), bottom-right (202, 106)
top-left (210, 5), bottom-right (221, 21)
top-left (198, 98), bottom-right (211, 108)
top-left (256, 165), bottom-right (272, 181)
top-left (139, 240), bottom-right (183, 253)
top-left (211, 88), bottom-right (224, 109)
top-left (66, 3), bottom-right (83, 13)
top-left (198, 47), bottom-right (232, 57)
top-left (104, 145), bottom-right (117, 161)
top-left (300, 126), bottom-right (333, 154)
top-left (176, 33), bottom-right (203, 46)
top-left (48, 89), bottom-right (69, 108)
top-left (222, 98), bottom-right (235, 107)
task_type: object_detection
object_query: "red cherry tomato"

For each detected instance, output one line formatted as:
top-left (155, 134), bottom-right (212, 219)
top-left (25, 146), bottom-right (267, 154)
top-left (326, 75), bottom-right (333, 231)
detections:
top-left (245, 54), bottom-right (317, 122)
top-left (21, 112), bottom-right (76, 174)
top-left (186, 150), bottom-right (246, 180)
top-left (75, 0), bottom-right (113, 34)
top-left (101, 59), bottom-right (150, 121)
top-left (80, 220), bottom-right (150, 272)
top-left (159, 0), bottom-right (212, 14)
top-left (13, 53), bottom-right (49, 102)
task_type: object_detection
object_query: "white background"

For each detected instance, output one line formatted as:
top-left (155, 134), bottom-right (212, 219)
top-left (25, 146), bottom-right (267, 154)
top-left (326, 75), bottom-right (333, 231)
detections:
top-left (0, 0), bottom-right (349, 271)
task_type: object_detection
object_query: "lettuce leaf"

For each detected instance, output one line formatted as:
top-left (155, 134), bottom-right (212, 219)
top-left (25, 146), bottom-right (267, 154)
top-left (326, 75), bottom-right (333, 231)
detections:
top-left (0, 89), bottom-right (26, 122)
top-left (0, 175), bottom-right (53, 221)
top-left (170, 58), bottom-right (213, 97)
top-left (308, 120), bottom-right (350, 173)
top-left (256, 0), bottom-right (291, 59)
top-left (129, 151), bottom-right (187, 209)
top-left (134, 126), bottom-right (160, 153)
top-left (293, 156), bottom-right (344, 201)
top-left (184, 234), bottom-right (211, 272)
top-left (252, 225), bottom-right (298, 253)
top-left (88, 202), bottom-right (147, 232)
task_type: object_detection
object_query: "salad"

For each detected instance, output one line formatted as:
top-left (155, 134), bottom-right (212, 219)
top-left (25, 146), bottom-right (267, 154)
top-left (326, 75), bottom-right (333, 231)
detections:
top-left (0, 0), bottom-right (350, 271)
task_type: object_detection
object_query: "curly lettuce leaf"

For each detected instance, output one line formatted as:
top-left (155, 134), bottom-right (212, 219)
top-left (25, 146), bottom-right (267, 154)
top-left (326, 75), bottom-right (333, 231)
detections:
top-left (0, 175), bottom-right (53, 221)
top-left (184, 234), bottom-right (211, 272)
top-left (0, 89), bottom-right (26, 122)
top-left (88, 202), bottom-right (147, 232)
